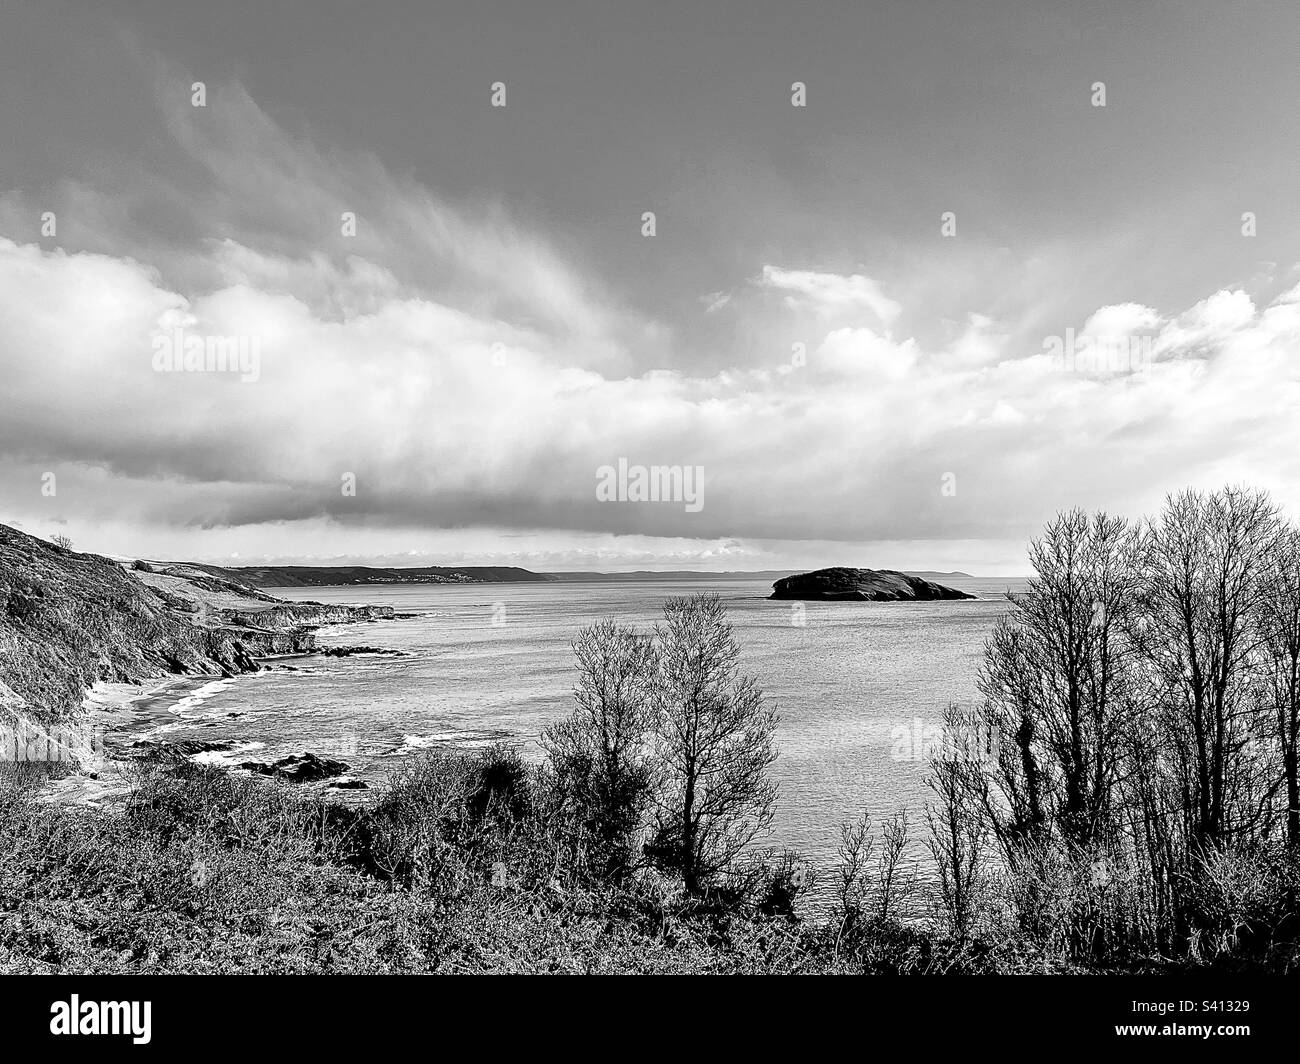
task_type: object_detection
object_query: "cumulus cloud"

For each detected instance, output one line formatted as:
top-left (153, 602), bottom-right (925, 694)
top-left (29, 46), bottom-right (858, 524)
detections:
top-left (3, 73), bottom-right (1300, 570)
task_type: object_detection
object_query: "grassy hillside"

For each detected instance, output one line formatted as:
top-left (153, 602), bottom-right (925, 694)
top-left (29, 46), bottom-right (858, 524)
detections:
top-left (0, 524), bottom-right (384, 721)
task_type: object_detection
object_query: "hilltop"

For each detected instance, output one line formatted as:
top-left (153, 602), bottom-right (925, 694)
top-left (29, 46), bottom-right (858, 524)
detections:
top-left (170, 562), bottom-right (558, 588)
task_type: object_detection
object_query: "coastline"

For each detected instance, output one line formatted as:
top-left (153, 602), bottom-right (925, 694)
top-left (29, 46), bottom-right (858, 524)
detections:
top-left (37, 676), bottom-right (241, 806)
top-left (43, 643), bottom-right (393, 805)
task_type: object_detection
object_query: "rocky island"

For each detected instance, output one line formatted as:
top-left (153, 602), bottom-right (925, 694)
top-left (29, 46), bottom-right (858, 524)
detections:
top-left (770, 566), bottom-right (976, 602)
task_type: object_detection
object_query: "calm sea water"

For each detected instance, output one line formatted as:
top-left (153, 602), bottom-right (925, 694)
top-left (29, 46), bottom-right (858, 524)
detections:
top-left (120, 576), bottom-right (1023, 888)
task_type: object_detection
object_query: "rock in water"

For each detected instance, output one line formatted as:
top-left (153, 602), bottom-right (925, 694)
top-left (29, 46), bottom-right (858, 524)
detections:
top-left (770, 566), bottom-right (975, 602)
top-left (242, 752), bottom-right (351, 782)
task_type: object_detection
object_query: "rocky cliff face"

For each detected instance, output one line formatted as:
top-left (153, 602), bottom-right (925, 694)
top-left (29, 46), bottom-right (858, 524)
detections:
top-left (0, 523), bottom-right (382, 721)
top-left (770, 566), bottom-right (976, 602)
top-left (217, 603), bottom-right (394, 629)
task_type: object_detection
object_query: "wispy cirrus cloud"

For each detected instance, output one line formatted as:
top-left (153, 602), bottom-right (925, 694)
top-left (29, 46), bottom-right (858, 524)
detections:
top-left (756, 265), bottom-right (903, 328)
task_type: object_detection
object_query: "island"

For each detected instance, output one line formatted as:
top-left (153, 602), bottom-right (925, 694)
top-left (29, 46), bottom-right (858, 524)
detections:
top-left (770, 566), bottom-right (976, 601)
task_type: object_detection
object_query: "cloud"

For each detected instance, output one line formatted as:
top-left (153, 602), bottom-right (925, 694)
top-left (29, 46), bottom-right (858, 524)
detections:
top-left (701, 290), bottom-right (732, 314)
top-left (817, 327), bottom-right (917, 381)
top-left (756, 265), bottom-right (903, 328)
top-left (3, 72), bottom-right (1300, 570)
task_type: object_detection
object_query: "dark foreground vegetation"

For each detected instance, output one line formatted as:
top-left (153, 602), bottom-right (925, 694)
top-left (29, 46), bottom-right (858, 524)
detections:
top-left (0, 751), bottom-right (1085, 975)
top-left (3, 485), bottom-right (1299, 974)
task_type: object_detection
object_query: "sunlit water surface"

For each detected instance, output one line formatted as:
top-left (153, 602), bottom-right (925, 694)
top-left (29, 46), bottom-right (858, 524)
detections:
top-left (118, 577), bottom-right (1024, 896)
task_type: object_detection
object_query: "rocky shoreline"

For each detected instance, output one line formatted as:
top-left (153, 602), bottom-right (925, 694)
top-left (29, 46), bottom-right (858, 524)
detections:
top-left (125, 737), bottom-right (365, 788)
top-left (0, 521), bottom-right (398, 726)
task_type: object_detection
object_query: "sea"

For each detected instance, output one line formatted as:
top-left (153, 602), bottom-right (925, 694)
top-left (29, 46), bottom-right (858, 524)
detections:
top-left (114, 575), bottom-right (1025, 893)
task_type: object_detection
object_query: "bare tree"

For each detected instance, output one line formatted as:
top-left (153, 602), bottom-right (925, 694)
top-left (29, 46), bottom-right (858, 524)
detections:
top-left (647, 593), bottom-right (778, 894)
top-left (949, 489), bottom-right (1300, 959)
top-left (977, 508), bottom-right (1142, 855)
top-left (925, 707), bottom-right (990, 941)
top-left (541, 619), bottom-right (657, 878)
top-left (832, 808), bottom-right (875, 956)
top-left (1133, 487), bottom-right (1281, 849)
top-left (875, 809), bottom-right (916, 923)
top-left (833, 808), bottom-right (915, 956)
top-left (1256, 523), bottom-right (1300, 846)
top-left (50, 533), bottom-right (73, 550)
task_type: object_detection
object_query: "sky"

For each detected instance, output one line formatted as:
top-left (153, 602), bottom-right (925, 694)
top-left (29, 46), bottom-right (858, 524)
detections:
top-left (1, 0), bottom-right (1299, 574)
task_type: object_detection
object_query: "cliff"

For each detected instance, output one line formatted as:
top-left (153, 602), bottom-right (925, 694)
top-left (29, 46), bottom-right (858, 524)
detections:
top-left (0, 523), bottom-right (386, 721)
top-left (770, 566), bottom-right (976, 602)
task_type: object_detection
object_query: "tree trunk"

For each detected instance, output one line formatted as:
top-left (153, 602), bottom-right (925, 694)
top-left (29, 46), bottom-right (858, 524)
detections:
top-left (682, 772), bottom-right (697, 893)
